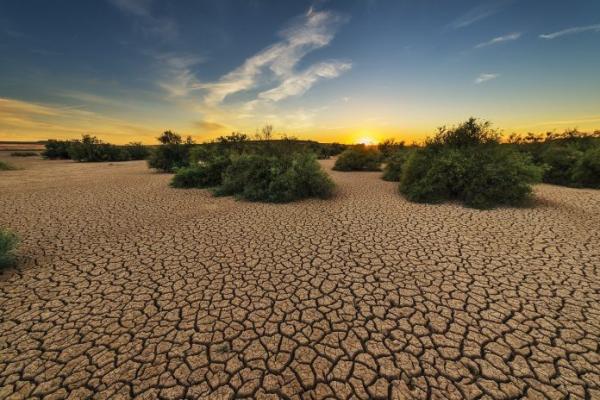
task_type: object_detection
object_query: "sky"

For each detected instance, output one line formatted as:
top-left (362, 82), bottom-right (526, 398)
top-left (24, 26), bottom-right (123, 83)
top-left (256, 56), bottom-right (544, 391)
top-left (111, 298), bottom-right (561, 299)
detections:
top-left (1, 0), bottom-right (600, 144)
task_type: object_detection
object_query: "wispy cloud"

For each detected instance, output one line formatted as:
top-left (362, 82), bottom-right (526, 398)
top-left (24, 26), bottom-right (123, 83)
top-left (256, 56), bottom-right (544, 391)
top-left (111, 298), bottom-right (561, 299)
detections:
top-left (196, 8), bottom-right (350, 106)
top-left (475, 73), bottom-right (499, 84)
top-left (109, 0), bottom-right (177, 39)
top-left (450, 1), bottom-right (510, 29)
top-left (152, 53), bottom-right (205, 98)
top-left (475, 32), bottom-right (521, 48)
top-left (539, 23), bottom-right (600, 39)
top-left (257, 61), bottom-right (352, 103)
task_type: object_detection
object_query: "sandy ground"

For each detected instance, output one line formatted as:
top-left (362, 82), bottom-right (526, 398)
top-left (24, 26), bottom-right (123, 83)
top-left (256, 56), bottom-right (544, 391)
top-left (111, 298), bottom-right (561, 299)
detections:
top-left (0, 153), bottom-right (599, 399)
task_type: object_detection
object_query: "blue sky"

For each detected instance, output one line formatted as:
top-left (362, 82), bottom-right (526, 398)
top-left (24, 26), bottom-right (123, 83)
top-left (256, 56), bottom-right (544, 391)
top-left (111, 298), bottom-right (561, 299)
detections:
top-left (1, 0), bottom-right (599, 143)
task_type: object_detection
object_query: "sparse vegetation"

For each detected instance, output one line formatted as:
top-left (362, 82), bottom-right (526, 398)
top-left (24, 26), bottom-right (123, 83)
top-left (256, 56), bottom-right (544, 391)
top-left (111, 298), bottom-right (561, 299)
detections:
top-left (399, 118), bottom-right (543, 209)
top-left (333, 145), bottom-right (381, 171)
top-left (0, 228), bottom-right (18, 268)
top-left (42, 136), bottom-right (150, 162)
top-left (0, 160), bottom-right (18, 171)
top-left (10, 151), bottom-right (38, 157)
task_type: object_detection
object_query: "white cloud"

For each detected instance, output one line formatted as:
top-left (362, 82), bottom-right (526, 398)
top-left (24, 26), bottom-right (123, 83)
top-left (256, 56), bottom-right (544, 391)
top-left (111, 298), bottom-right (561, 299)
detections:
top-left (195, 9), bottom-right (349, 105)
top-left (257, 61), bottom-right (352, 102)
top-left (475, 73), bottom-right (499, 84)
top-left (475, 32), bottom-right (521, 48)
top-left (450, 1), bottom-right (510, 29)
top-left (109, 0), bottom-right (177, 39)
top-left (539, 23), bottom-right (600, 39)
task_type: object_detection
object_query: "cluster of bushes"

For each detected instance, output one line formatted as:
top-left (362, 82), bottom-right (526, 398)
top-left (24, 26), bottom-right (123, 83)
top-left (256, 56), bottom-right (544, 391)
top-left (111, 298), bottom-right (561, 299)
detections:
top-left (10, 151), bottom-right (38, 157)
top-left (0, 228), bottom-right (18, 268)
top-left (508, 130), bottom-right (600, 188)
top-left (333, 145), bottom-right (381, 171)
top-left (397, 118), bottom-right (544, 209)
top-left (42, 136), bottom-right (150, 162)
top-left (160, 130), bottom-right (334, 203)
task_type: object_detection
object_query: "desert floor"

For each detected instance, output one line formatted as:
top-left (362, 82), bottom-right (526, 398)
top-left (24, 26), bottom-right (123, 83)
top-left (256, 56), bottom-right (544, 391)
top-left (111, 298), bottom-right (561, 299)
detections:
top-left (0, 153), bottom-right (599, 400)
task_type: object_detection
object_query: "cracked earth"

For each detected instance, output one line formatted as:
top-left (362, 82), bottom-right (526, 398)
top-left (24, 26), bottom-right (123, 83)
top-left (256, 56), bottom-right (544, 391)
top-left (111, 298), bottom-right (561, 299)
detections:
top-left (0, 154), bottom-right (599, 400)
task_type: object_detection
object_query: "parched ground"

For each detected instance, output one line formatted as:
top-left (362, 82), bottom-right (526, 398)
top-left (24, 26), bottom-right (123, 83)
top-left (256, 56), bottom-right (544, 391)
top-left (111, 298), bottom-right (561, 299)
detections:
top-left (1, 153), bottom-right (599, 400)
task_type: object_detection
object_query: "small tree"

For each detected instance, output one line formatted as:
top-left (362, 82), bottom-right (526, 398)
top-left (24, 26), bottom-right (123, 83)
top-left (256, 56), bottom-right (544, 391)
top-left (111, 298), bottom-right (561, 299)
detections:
top-left (148, 130), bottom-right (195, 172)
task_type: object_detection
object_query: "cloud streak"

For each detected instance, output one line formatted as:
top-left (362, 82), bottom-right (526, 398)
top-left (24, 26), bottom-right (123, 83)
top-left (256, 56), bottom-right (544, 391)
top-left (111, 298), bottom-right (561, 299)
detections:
top-left (475, 32), bottom-right (521, 48)
top-left (196, 8), bottom-right (350, 106)
top-left (475, 73), bottom-right (499, 84)
top-left (450, 1), bottom-right (510, 29)
top-left (539, 23), bottom-right (600, 39)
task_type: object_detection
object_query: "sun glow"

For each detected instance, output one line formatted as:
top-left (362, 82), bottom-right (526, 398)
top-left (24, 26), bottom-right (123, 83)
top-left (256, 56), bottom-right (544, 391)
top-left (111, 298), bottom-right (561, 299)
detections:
top-left (357, 136), bottom-right (376, 145)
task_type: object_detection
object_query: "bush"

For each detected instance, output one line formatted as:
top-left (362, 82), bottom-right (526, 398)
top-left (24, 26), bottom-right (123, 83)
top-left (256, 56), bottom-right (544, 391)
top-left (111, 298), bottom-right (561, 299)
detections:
top-left (42, 139), bottom-right (72, 159)
top-left (123, 142), bottom-right (150, 160)
top-left (0, 161), bottom-right (18, 171)
top-left (0, 228), bottom-right (18, 268)
top-left (399, 118), bottom-right (543, 209)
top-left (148, 130), bottom-right (194, 172)
top-left (378, 139), bottom-right (405, 160)
top-left (68, 134), bottom-right (130, 162)
top-left (215, 153), bottom-right (334, 202)
top-left (571, 147), bottom-right (600, 188)
top-left (11, 151), bottom-right (38, 157)
top-left (382, 150), bottom-right (412, 181)
top-left (539, 146), bottom-right (582, 186)
top-left (171, 156), bottom-right (231, 189)
top-left (333, 145), bottom-right (381, 171)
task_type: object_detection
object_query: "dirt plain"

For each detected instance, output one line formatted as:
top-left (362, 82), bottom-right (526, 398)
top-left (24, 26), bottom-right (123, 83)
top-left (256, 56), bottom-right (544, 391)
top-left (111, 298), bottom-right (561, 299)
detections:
top-left (0, 153), bottom-right (599, 400)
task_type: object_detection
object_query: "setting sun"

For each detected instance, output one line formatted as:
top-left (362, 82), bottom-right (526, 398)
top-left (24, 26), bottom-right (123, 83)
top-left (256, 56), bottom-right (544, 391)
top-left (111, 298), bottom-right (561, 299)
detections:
top-left (357, 137), bottom-right (376, 145)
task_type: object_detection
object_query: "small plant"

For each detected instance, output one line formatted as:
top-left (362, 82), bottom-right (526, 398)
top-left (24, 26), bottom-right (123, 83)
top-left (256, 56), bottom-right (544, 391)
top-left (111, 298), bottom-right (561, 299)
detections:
top-left (0, 228), bottom-right (18, 268)
top-left (0, 160), bottom-right (18, 171)
top-left (10, 151), bottom-right (38, 157)
top-left (333, 145), bottom-right (381, 171)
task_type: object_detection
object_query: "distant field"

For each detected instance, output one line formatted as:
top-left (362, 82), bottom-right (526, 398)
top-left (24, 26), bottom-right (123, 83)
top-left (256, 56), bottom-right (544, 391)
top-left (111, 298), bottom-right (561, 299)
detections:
top-left (0, 141), bottom-right (45, 151)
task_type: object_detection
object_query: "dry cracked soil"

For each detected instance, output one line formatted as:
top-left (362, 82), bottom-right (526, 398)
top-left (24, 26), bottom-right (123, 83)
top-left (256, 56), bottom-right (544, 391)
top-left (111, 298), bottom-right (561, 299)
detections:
top-left (0, 153), bottom-right (599, 400)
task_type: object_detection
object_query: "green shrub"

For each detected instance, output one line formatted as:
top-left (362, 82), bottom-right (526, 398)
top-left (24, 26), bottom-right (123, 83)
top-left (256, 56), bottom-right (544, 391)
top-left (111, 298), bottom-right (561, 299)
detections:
top-left (148, 131), bottom-right (194, 172)
top-left (123, 142), bottom-right (149, 160)
top-left (382, 150), bottom-right (412, 181)
top-left (216, 153), bottom-right (334, 202)
top-left (171, 156), bottom-right (231, 188)
top-left (571, 147), bottom-right (600, 188)
top-left (0, 160), bottom-right (18, 171)
top-left (0, 228), bottom-right (18, 268)
top-left (333, 145), bottom-right (381, 171)
top-left (399, 118), bottom-right (543, 209)
top-left (539, 146), bottom-right (582, 186)
top-left (10, 151), bottom-right (38, 157)
top-left (400, 146), bottom-right (542, 209)
top-left (42, 139), bottom-right (72, 159)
